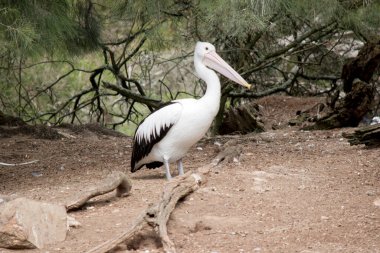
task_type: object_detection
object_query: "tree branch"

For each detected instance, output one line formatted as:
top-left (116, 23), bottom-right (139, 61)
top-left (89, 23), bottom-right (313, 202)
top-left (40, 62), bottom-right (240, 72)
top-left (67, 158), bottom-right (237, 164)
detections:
top-left (102, 82), bottom-right (163, 109)
top-left (230, 66), bottom-right (300, 98)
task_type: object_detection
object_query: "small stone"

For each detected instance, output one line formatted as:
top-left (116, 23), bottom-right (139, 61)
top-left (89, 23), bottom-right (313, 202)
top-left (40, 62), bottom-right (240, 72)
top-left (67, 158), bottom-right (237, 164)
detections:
top-left (321, 216), bottom-right (329, 221)
top-left (31, 171), bottom-right (43, 177)
top-left (366, 190), bottom-right (375, 196)
top-left (374, 198), bottom-right (380, 207)
top-left (67, 215), bottom-right (81, 228)
top-left (214, 141), bottom-right (222, 147)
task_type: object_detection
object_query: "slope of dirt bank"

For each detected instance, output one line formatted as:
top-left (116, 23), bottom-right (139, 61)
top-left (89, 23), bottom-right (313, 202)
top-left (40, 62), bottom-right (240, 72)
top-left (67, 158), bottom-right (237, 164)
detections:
top-left (0, 96), bottom-right (379, 253)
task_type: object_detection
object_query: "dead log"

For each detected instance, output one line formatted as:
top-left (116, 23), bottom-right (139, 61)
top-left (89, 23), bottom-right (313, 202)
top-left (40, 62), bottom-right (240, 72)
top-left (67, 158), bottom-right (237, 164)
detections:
top-left (303, 79), bottom-right (375, 130)
top-left (342, 124), bottom-right (380, 147)
top-left (65, 171), bottom-right (132, 211)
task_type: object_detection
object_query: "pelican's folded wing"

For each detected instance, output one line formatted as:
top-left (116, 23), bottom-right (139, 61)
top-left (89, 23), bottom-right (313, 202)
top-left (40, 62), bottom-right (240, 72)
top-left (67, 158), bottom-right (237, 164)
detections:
top-left (131, 102), bottom-right (183, 172)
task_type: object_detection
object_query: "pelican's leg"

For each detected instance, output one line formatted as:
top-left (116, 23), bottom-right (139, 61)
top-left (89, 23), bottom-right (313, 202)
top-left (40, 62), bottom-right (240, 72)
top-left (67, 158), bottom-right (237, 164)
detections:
top-left (177, 159), bottom-right (184, 176)
top-left (164, 159), bottom-right (172, 180)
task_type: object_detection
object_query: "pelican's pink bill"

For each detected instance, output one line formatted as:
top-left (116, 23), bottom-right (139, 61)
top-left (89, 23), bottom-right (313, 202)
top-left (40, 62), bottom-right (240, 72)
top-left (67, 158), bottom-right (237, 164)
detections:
top-left (203, 51), bottom-right (251, 89)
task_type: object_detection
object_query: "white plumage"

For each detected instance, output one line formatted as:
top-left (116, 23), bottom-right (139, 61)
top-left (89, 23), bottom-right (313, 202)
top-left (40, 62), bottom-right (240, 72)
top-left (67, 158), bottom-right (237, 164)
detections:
top-left (131, 42), bottom-right (251, 180)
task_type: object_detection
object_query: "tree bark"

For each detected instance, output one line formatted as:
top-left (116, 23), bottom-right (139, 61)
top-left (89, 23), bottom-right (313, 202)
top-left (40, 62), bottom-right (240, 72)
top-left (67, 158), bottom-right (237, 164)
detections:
top-left (304, 39), bottom-right (380, 130)
top-left (219, 102), bottom-right (264, 135)
top-left (342, 39), bottom-right (380, 92)
top-left (343, 124), bottom-right (380, 147)
top-left (303, 80), bottom-right (375, 130)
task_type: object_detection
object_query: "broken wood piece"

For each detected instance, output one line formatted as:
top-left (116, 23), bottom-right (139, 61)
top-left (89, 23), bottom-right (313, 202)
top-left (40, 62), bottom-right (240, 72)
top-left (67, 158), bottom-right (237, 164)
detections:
top-left (342, 124), bottom-right (380, 147)
top-left (85, 172), bottom-right (204, 253)
top-left (65, 171), bottom-right (132, 211)
top-left (0, 160), bottom-right (39, 166)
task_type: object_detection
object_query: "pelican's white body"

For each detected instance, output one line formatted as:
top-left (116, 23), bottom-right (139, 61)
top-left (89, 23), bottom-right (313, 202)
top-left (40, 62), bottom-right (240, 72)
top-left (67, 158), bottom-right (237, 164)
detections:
top-left (131, 42), bottom-right (249, 179)
top-left (135, 96), bottom-right (220, 169)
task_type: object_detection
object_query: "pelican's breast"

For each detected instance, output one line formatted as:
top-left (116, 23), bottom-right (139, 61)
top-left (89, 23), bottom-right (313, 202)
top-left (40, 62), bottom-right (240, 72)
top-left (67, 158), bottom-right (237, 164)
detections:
top-left (154, 99), bottom-right (217, 161)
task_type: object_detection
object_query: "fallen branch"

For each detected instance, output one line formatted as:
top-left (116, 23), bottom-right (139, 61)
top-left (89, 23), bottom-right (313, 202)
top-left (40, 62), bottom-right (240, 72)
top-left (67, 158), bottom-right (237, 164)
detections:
top-left (65, 171), bottom-right (132, 211)
top-left (85, 144), bottom-right (239, 253)
top-left (85, 172), bottom-right (203, 253)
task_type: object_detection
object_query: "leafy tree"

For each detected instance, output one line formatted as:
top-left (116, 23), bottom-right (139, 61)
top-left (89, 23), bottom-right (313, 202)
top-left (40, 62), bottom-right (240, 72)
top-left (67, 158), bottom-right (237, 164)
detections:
top-left (0, 0), bottom-right (379, 135)
top-left (0, 0), bottom-right (189, 130)
top-left (184, 0), bottom-right (380, 133)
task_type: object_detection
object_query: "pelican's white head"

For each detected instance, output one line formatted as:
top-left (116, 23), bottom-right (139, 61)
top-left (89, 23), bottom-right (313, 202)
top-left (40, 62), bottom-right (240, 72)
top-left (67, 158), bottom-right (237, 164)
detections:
top-left (194, 41), bottom-right (251, 89)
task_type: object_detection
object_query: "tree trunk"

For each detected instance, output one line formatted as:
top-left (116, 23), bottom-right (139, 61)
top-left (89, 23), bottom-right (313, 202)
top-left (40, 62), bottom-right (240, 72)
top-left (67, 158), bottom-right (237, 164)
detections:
top-left (219, 102), bottom-right (264, 135)
top-left (304, 39), bottom-right (380, 130)
top-left (342, 39), bottom-right (380, 92)
top-left (303, 80), bottom-right (374, 130)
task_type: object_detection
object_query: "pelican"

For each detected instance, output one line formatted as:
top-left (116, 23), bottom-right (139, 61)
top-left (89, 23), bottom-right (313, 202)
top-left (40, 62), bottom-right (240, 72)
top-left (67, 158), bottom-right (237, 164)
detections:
top-left (131, 42), bottom-right (251, 180)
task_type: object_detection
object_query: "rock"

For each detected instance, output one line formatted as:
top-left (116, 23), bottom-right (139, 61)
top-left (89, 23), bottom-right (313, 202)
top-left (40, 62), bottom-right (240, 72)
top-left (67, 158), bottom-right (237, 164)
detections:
top-left (0, 197), bottom-right (67, 249)
top-left (374, 198), bottom-right (380, 207)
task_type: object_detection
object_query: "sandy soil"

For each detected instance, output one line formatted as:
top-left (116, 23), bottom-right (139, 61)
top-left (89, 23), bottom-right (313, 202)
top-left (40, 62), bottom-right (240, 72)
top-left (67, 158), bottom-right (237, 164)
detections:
top-left (0, 96), bottom-right (379, 253)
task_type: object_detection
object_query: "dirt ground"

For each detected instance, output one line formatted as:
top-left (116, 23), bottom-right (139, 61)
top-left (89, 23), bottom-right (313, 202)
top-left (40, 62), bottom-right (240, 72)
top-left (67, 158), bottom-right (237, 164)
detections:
top-left (1, 96), bottom-right (379, 253)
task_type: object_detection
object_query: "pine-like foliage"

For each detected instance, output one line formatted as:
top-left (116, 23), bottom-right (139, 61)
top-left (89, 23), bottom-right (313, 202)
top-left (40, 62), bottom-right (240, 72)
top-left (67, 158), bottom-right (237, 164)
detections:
top-left (0, 0), bottom-right (100, 59)
top-left (191, 0), bottom-right (379, 42)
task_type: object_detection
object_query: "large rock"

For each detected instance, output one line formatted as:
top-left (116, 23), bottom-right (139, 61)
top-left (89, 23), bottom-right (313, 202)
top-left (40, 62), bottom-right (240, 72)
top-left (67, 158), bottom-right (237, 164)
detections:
top-left (0, 197), bottom-right (67, 249)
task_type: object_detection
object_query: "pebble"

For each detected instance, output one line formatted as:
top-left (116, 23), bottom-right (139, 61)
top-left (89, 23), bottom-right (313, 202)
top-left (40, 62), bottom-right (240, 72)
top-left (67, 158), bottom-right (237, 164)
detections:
top-left (214, 141), bottom-right (222, 147)
top-left (374, 198), bottom-right (380, 207)
top-left (31, 171), bottom-right (43, 177)
top-left (366, 190), bottom-right (376, 196)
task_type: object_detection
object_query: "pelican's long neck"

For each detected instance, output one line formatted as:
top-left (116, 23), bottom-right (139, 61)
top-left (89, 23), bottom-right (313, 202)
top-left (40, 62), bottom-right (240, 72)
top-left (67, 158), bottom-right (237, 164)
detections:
top-left (195, 60), bottom-right (221, 116)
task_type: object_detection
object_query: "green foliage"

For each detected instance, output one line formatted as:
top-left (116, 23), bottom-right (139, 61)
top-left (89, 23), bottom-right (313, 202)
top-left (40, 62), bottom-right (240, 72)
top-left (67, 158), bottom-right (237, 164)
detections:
top-left (0, 0), bottom-right (100, 59)
top-left (0, 0), bottom-right (379, 135)
top-left (192, 0), bottom-right (379, 42)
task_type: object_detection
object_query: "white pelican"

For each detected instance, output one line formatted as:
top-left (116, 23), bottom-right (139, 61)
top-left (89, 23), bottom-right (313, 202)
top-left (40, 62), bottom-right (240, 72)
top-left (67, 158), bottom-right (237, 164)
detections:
top-left (131, 42), bottom-right (251, 180)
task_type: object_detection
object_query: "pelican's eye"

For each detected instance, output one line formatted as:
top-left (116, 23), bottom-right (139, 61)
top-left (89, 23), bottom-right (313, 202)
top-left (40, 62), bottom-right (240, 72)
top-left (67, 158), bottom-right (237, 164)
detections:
top-left (205, 47), bottom-right (209, 51)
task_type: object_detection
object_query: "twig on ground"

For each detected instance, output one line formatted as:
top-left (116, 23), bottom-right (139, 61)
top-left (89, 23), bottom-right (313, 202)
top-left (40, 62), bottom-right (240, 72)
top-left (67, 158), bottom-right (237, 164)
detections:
top-left (65, 171), bottom-right (132, 212)
top-left (0, 160), bottom-right (39, 166)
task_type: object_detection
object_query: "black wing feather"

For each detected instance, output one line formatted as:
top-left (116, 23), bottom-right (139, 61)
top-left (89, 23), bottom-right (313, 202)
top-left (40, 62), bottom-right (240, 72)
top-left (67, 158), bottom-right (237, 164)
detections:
top-left (130, 102), bottom-right (177, 172)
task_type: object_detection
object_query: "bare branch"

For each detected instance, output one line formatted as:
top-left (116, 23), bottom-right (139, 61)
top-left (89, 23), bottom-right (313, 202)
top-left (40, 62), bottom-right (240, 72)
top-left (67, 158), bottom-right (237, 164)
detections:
top-left (230, 66), bottom-right (301, 99)
top-left (103, 81), bottom-right (163, 109)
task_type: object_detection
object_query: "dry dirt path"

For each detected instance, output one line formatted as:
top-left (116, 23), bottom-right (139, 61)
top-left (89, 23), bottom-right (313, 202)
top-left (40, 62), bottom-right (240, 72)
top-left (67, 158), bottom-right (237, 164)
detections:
top-left (0, 126), bottom-right (379, 253)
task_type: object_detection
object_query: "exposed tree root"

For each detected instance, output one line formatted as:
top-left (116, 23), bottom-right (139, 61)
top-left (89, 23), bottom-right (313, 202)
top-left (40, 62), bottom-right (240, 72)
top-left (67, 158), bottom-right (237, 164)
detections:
top-left (85, 148), bottom-right (236, 253)
top-left (85, 172), bottom-right (203, 253)
top-left (65, 171), bottom-right (132, 211)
